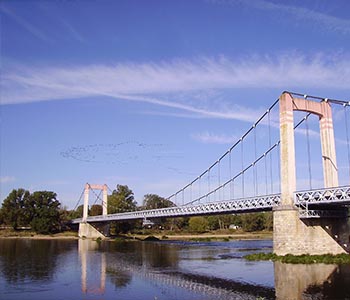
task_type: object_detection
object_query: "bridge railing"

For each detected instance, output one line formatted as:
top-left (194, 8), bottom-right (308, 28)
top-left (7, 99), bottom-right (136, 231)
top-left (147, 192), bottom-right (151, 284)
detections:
top-left (294, 185), bottom-right (350, 205)
top-left (71, 193), bottom-right (281, 224)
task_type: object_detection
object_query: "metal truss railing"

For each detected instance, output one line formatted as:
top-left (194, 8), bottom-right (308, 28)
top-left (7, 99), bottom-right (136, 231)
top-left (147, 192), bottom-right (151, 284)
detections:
top-left (294, 186), bottom-right (350, 205)
top-left (70, 186), bottom-right (350, 223)
top-left (299, 209), bottom-right (348, 219)
top-left (71, 193), bottom-right (281, 224)
top-left (295, 185), bottom-right (350, 219)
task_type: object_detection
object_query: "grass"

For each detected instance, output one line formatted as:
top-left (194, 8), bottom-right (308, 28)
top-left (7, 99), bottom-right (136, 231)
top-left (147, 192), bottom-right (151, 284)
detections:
top-left (244, 252), bottom-right (350, 264)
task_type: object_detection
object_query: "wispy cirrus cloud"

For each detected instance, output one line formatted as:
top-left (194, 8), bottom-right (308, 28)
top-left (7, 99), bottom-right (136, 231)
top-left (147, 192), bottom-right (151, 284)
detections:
top-left (2, 52), bottom-right (349, 122)
top-left (1, 5), bottom-right (53, 43)
top-left (0, 176), bottom-right (16, 184)
top-left (192, 132), bottom-right (238, 144)
top-left (215, 0), bottom-right (350, 35)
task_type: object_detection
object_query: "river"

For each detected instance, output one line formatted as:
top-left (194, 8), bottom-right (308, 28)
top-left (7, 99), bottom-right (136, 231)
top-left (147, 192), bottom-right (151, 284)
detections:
top-left (0, 238), bottom-right (349, 300)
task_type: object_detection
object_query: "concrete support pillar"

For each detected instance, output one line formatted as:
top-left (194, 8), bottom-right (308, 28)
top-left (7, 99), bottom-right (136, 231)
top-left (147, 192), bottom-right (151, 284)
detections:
top-left (274, 92), bottom-right (346, 255)
top-left (320, 101), bottom-right (339, 188)
top-left (83, 183), bottom-right (89, 222)
top-left (279, 92), bottom-right (296, 207)
top-left (102, 184), bottom-right (108, 216)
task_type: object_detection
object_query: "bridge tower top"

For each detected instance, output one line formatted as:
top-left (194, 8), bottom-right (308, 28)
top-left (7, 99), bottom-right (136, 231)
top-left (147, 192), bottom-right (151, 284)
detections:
top-left (83, 183), bottom-right (108, 222)
top-left (279, 92), bottom-right (338, 206)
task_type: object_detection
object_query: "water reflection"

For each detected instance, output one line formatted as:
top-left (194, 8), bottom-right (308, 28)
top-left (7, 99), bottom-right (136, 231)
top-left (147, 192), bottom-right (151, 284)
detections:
top-left (0, 239), bottom-right (349, 299)
top-left (78, 239), bottom-right (107, 294)
top-left (0, 239), bottom-right (74, 283)
top-left (274, 262), bottom-right (337, 300)
top-left (76, 239), bottom-right (350, 300)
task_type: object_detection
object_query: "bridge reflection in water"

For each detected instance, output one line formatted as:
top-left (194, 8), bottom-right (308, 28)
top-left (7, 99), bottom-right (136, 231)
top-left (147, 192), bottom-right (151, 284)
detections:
top-left (78, 240), bottom-right (342, 300)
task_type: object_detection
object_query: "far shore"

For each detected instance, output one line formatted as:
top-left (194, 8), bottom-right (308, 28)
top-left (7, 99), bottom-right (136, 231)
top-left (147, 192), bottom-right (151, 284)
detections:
top-left (128, 231), bottom-right (272, 241)
top-left (0, 230), bottom-right (272, 241)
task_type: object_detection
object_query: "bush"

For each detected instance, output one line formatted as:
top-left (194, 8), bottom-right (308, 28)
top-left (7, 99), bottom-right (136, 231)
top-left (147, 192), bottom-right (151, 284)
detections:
top-left (188, 216), bottom-right (209, 233)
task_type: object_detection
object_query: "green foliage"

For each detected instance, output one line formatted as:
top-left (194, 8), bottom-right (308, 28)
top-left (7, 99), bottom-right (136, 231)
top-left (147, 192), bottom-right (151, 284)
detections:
top-left (107, 185), bottom-right (136, 234)
top-left (1, 189), bottom-right (61, 234)
top-left (0, 208), bottom-right (4, 225)
top-left (241, 213), bottom-right (267, 232)
top-left (188, 216), bottom-right (209, 233)
top-left (30, 191), bottom-right (61, 234)
top-left (1, 189), bottom-right (31, 229)
top-left (142, 194), bottom-right (174, 210)
top-left (74, 205), bottom-right (84, 218)
top-left (108, 185), bottom-right (136, 214)
top-left (90, 204), bottom-right (103, 216)
top-left (244, 252), bottom-right (350, 264)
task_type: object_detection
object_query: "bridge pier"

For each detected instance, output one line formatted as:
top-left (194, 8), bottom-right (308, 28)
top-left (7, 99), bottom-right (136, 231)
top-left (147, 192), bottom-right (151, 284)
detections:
top-left (275, 92), bottom-right (349, 255)
top-left (79, 222), bottom-right (106, 239)
top-left (273, 208), bottom-right (348, 255)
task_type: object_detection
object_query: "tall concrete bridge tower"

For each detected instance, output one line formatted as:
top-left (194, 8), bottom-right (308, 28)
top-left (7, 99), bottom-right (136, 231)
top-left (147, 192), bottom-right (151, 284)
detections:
top-left (274, 92), bottom-right (348, 255)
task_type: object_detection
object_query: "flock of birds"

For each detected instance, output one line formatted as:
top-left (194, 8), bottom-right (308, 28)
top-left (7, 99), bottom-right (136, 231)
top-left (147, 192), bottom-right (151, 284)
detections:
top-left (60, 141), bottom-right (194, 175)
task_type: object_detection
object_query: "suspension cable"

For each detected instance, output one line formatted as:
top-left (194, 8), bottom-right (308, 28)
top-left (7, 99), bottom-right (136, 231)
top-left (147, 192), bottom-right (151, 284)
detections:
top-left (345, 103), bottom-right (350, 183)
top-left (229, 149), bottom-right (232, 199)
top-left (305, 114), bottom-right (313, 189)
top-left (176, 92), bottom-right (349, 206)
top-left (73, 188), bottom-right (85, 211)
top-left (241, 138), bottom-right (245, 198)
top-left (268, 109), bottom-right (273, 193)
top-left (207, 169), bottom-right (210, 203)
top-left (166, 98), bottom-right (280, 201)
top-left (92, 189), bottom-right (103, 206)
top-left (264, 152), bottom-right (268, 194)
top-left (253, 125), bottom-right (258, 196)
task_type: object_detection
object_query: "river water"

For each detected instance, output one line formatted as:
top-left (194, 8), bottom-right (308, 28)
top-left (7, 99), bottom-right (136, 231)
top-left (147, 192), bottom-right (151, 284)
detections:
top-left (0, 238), bottom-right (349, 300)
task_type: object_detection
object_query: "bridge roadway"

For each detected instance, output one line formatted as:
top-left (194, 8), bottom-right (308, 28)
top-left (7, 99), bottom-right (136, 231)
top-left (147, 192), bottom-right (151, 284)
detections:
top-left (71, 185), bottom-right (350, 224)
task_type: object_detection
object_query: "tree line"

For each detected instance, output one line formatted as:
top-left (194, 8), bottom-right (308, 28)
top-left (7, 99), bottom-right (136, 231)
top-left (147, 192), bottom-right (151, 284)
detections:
top-left (0, 185), bottom-right (272, 234)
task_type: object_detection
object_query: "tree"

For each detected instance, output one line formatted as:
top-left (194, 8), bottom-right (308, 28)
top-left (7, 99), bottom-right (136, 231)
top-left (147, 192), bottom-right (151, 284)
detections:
top-left (108, 185), bottom-right (136, 214)
top-left (141, 194), bottom-right (174, 229)
top-left (142, 194), bottom-right (174, 210)
top-left (188, 216), bottom-right (209, 233)
top-left (107, 185), bottom-right (137, 234)
top-left (241, 213), bottom-right (265, 232)
top-left (1, 189), bottom-right (31, 229)
top-left (90, 204), bottom-right (103, 216)
top-left (0, 208), bottom-right (4, 225)
top-left (30, 191), bottom-right (61, 234)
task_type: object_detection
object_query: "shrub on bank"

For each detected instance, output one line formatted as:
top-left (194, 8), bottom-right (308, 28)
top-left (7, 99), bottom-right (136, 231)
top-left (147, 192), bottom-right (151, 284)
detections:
top-left (244, 252), bottom-right (350, 264)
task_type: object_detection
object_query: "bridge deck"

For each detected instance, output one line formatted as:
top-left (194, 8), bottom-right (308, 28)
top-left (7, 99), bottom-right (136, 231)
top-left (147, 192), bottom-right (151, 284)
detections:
top-left (71, 186), bottom-right (350, 224)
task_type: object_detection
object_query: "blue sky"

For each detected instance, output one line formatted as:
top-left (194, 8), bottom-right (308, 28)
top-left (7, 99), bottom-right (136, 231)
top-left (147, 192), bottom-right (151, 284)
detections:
top-left (1, 0), bottom-right (350, 208)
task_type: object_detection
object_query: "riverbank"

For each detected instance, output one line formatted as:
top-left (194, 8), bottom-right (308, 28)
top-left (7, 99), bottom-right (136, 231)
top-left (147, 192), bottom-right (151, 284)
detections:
top-left (0, 228), bottom-right (272, 241)
top-left (126, 230), bottom-right (272, 241)
top-left (0, 229), bottom-right (79, 239)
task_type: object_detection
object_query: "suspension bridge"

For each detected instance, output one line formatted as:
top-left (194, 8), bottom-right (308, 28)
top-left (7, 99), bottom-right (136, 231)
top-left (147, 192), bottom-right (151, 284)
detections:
top-left (71, 91), bottom-right (350, 255)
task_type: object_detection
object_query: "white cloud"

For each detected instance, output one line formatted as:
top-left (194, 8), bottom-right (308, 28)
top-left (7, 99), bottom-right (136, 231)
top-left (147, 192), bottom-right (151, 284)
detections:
top-left (192, 132), bottom-right (238, 144)
top-left (2, 53), bottom-right (350, 122)
top-left (1, 5), bottom-right (53, 43)
top-left (217, 0), bottom-right (350, 35)
top-left (0, 176), bottom-right (16, 184)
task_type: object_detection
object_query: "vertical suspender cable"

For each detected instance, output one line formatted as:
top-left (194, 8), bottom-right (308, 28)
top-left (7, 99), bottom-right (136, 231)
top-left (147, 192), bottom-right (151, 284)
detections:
top-left (345, 104), bottom-right (350, 184)
top-left (218, 160), bottom-right (221, 200)
top-left (253, 125), bottom-right (258, 196)
top-left (264, 153), bottom-right (268, 194)
top-left (190, 183), bottom-right (192, 203)
top-left (268, 111), bottom-right (273, 193)
top-left (199, 176), bottom-right (201, 203)
top-left (241, 138), bottom-right (245, 198)
top-left (229, 150), bottom-right (232, 199)
top-left (305, 115), bottom-right (312, 189)
top-left (208, 170), bottom-right (210, 203)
